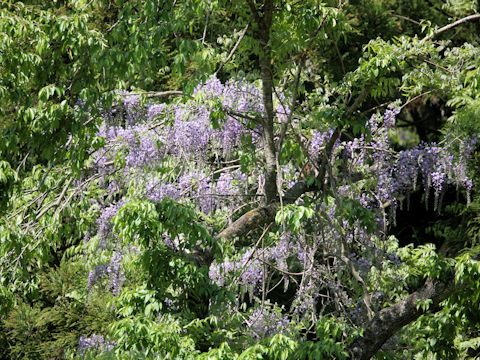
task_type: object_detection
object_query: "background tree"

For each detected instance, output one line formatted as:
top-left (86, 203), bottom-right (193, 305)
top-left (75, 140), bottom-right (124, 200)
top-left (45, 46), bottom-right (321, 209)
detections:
top-left (1, 0), bottom-right (480, 359)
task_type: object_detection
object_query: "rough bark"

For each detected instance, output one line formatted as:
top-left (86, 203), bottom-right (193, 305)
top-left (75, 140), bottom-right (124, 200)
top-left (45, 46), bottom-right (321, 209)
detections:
top-left (216, 179), bottom-right (314, 240)
top-left (260, 53), bottom-right (278, 204)
top-left (217, 202), bottom-right (277, 240)
top-left (347, 276), bottom-right (457, 360)
top-left (246, 0), bottom-right (277, 204)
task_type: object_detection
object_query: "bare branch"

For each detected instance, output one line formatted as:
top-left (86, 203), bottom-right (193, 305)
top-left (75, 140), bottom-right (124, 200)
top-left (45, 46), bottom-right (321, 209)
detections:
top-left (424, 0), bottom-right (454, 19)
top-left (423, 14), bottom-right (480, 41)
top-left (347, 275), bottom-right (457, 360)
top-left (131, 90), bottom-right (183, 98)
top-left (35, 177), bottom-right (73, 220)
top-left (277, 10), bottom-right (331, 153)
top-left (201, 7), bottom-right (210, 45)
top-left (419, 56), bottom-right (453, 73)
top-left (392, 14), bottom-right (421, 26)
top-left (215, 22), bottom-right (250, 76)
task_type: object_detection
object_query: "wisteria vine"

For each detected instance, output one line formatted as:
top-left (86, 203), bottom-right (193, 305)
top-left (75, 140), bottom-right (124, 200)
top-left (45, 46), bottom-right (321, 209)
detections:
top-left (78, 76), bottom-right (477, 352)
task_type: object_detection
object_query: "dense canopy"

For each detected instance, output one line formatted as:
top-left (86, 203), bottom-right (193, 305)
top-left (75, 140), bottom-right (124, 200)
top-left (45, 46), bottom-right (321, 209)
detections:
top-left (1, 0), bottom-right (480, 359)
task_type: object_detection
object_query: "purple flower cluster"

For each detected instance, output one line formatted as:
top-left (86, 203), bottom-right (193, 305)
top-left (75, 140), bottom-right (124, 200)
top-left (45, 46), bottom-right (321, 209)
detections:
top-left (164, 298), bottom-right (178, 312)
top-left (150, 172), bottom-right (210, 211)
top-left (296, 240), bottom-right (314, 269)
top-left (383, 105), bottom-right (400, 128)
top-left (215, 171), bottom-right (247, 207)
top-left (377, 172), bottom-right (395, 203)
top-left (90, 76), bottom-right (289, 225)
top-left (245, 307), bottom-right (291, 339)
top-left (394, 149), bottom-right (421, 193)
top-left (145, 169), bottom-right (248, 214)
top-left (209, 237), bottom-right (294, 299)
top-left (167, 76), bottom-right (268, 160)
top-left (290, 270), bottom-right (326, 319)
top-left (344, 106), bottom-right (476, 212)
top-left (122, 94), bottom-right (141, 126)
top-left (292, 292), bottom-right (317, 317)
top-left (145, 177), bottom-right (181, 203)
top-left (78, 334), bottom-right (116, 354)
top-left (96, 201), bottom-right (125, 248)
top-left (87, 253), bottom-right (124, 295)
top-left (348, 253), bottom-right (372, 275)
top-left (310, 129), bottom-right (335, 160)
top-left (344, 135), bottom-right (366, 167)
top-left (193, 76), bottom-right (224, 99)
top-left (107, 252), bottom-right (124, 296)
top-left (99, 91), bottom-right (144, 128)
top-left (348, 298), bottom-right (368, 324)
top-left (82, 81), bottom-right (478, 339)
top-left (222, 78), bottom-right (263, 114)
top-left (209, 250), bottom-right (264, 298)
top-left (173, 105), bottom-right (213, 156)
top-left (87, 264), bottom-right (107, 290)
top-left (147, 103), bottom-right (167, 119)
top-left (392, 139), bottom-right (476, 210)
top-left (96, 123), bottom-right (164, 170)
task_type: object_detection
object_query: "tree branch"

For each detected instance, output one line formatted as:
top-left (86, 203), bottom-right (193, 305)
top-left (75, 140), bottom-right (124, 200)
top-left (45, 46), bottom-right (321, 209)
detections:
top-left (423, 14), bottom-right (480, 41)
top-left (131, 90), bottom-right (183, 98)
top-left (35, 177), bottom-right (73, 220)
top-left (244, 0), bottom-right (264, 31)
top-left (347, 275), bottom-right (457, 360)
top-left (424, 0), bottom-right (454, 19)
top-left (246, 0), bottom-right (277, 204)
top-left (215, 22), bottom-right (250, 76)
top-left (277, 10), bottom-right (331, 153)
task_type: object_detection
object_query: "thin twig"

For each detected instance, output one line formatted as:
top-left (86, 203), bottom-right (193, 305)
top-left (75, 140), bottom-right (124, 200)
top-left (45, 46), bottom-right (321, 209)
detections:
top-left (129, 90), bottom-right (183, 98)
top-left (261, 223), bottom-right (266, 307)
top-left (202, 7), bottom-right (210, 45)
top-left (215, 22), bottom-right (250, 76)
top-left (37, 162), bottom-right (54, 191)
top-left (255, 257), bottom-right (306, 277)
top-left (229, 223), bottom-right (272, 288)
top-left (277, 10), bottom-right (331, 153)
top-left (424, 0), bottom-right (454, 19)
top-left (333, 36), bottom-right (346, 75)
top-left (224, 107), bottom-right (260, 123)
top-left (35, 177), bottom-right (73, 220)
top-left (420, 57), bottom-right (453, 73)
top-left (16, 151), bottom-right (30, 173)
top-left (400, 90), bottom-right (434, 109)
top-left (392, 14), bottom-right (421, 26)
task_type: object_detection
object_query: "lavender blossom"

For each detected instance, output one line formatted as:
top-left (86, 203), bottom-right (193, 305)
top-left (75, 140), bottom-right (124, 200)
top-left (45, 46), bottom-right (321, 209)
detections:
top-left (310, 129), bottom-right (334, 160)
top-left (246, 307), bottom-right (291, 339)
top-left (107, 252), bottom-right (124, 296)
top-left (96, 201), bottom-right (125, 248)
top-left (147, 103), bottom-right (167, 119)
top-left (87, 264), bottom-right (107, 290)
top-left (78, 334), bottom-right (116, 354)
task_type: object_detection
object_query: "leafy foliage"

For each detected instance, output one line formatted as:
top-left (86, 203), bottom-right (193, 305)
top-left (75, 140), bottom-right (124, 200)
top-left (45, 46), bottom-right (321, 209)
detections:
top-left (1, 1), bottom-right (480, 359)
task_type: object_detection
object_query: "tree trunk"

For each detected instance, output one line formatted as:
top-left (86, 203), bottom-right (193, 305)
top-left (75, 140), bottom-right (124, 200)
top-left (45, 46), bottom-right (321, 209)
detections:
top-left (347, 276), bottom-right (457, 359)
top-left (259, 50), bottom-right (278, 204)
top-left (246, 0), bottom-right (277, 204)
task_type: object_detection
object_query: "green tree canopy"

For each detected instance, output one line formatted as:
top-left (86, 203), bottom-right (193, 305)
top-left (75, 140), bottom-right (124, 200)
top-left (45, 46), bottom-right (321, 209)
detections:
top-left (1, 1), bottom-right (480, 359)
